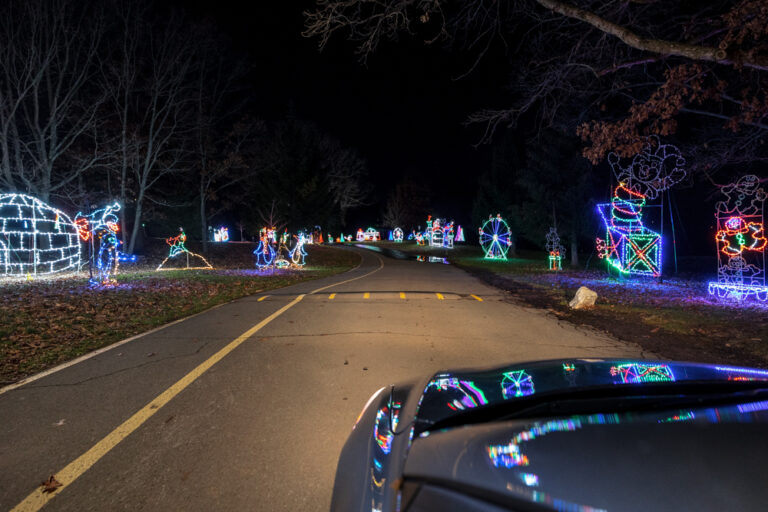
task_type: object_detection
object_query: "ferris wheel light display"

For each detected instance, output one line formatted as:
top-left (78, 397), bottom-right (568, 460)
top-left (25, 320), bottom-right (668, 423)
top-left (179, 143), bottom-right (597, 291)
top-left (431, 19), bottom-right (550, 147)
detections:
top-left (479, 214), bottom-right (512, 260)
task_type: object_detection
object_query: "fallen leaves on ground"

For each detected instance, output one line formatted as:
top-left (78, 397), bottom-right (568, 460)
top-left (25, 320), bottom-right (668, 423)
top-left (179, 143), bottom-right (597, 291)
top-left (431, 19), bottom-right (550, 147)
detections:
top-left (0, 245), bottom-right (359, 385)
top-left (40, 475), bottom-right (62, 493)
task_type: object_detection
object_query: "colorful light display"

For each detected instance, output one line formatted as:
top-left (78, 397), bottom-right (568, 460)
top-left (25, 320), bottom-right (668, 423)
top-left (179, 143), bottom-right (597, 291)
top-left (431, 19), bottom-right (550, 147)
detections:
top-left (393, 227), bottom-right (403, 242)
top-left (290, 233), bottom-right (308, 267)
top-left (479, 214), bottom-right (512, 260)
top-left (455, 225), bottom-right (464, 242)
top-left (0, 193), bottom-right (81, 277)
top-left (708, 175), bottom-right (767, 302)
top-left (156, 228), bottom-right (213, 271)
top-left (75, 202), bottom-right (122, 285)
top-left (213, 226), bottom-right (229, 242)
top-left (500, 370), bottom-right (535, 399)
top-left (545, 227), bottom-right (565, 271)
top-left (442, 220), bottom-right (455, 249)
top-left (274, 230), bottom-right (290, 268)
top-left (429, 217), bottom-right (444, 248)
top-left (357, 227), bottom-right (380, 241)
top-left (596, 185), bottom-right (662, 277)
top-left (254, 227), bottom-right (276, 269)
top-left (610, 363), bottom-right (675, 383)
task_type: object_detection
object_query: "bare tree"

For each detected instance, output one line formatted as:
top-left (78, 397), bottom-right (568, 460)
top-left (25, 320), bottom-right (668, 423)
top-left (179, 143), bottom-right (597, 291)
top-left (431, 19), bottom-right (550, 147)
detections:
top-left (305, 0), bottom-right (768, 176)
top-left (102, 3), bottom-right (198, 253)
top-left (0, 0), bottom-right (107, 201)
top-left (190, 27), bottom-right (257, 252)
top-left (325, 143), bottom-right (370, 224)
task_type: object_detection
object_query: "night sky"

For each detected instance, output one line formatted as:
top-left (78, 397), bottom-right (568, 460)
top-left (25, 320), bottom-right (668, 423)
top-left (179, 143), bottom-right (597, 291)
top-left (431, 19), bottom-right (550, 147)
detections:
top-left (181, 0), bottom-right (511, 226)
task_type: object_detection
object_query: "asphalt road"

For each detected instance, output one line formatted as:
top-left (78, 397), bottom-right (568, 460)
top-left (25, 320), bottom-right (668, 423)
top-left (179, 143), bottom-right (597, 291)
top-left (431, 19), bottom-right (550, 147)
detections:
top-left (0, 246), bottom-right (651, 511)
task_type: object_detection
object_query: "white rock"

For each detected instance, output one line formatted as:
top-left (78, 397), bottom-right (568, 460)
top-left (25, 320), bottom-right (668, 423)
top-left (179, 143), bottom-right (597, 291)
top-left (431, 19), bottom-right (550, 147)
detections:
top-left (569, 286), bottom-right (598, 309)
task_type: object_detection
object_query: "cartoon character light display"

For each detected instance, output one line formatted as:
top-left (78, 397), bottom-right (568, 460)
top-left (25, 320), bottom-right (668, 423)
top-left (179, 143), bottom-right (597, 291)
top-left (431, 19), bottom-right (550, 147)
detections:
top-left (254, 227), bottom-right (277, 269)
top-left (75, 202), bottom-right (123, 285)
top-left (596, 137), bottom-right (686, 278)
top-left (393, 227), bottom-right (403, 242)
top-left (0, 193), bottom-right (81, 277)
top-left (596, 185), bottom-right (661, 277)
top-left (708, 175), bottom-right (767, 302)
top-left (479, 214), bottom-right (512, 260)
top-left (157, 228), bottom-right (213, 271)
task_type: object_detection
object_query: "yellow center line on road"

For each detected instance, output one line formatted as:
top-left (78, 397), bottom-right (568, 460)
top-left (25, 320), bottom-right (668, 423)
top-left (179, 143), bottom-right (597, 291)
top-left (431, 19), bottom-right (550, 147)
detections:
top-left (11, 294), bottom-right (306, 512)
top-left (400, 292), bottom-right (406, 299)
top-left (328, 293), bottom-right (336, 300)
top-left (363, 292), bottom-right (370, 299)
top-left (436, 293), bottom-right (444, 300)
top-left (257, 295), bottom-right (269, 302)
top-left (471, 294), bottom-right (483, 302)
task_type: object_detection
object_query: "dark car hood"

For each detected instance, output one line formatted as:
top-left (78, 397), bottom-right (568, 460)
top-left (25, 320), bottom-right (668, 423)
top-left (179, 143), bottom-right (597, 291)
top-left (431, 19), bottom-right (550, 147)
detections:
top-left (331, 359), bottom-right (768, 512)
top-left (404, 400), bottom-right (768, 511)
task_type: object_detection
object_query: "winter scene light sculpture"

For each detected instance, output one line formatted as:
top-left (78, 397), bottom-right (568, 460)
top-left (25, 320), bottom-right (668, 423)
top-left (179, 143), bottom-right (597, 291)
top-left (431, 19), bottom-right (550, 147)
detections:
top-left (156, 228), bottom-right (213, 271)
top-left (254, 227), bottom-right (276, 269)
top-left (0, 193), bottom-right (81, 277)
top-left (393, 227), bottom-right (403, 242)
top-left (596, 185), bottom-right (662, 277)
top-left (479, 214), bottom-right (512, 260)
top-left (75, 202), bottom-right (122, 285)
top-left (545, 227), bottom-right (565, 271)
top-left (708, 175), bottom-right (767, 302)
top-left (290, 233), bottom-right (308, 267)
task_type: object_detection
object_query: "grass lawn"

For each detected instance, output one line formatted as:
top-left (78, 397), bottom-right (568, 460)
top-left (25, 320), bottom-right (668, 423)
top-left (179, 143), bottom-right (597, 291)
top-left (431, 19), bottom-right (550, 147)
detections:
top-left (0, 245), bottom-right (359, 385)
top-left (369, 241), bottom-right (768, 368)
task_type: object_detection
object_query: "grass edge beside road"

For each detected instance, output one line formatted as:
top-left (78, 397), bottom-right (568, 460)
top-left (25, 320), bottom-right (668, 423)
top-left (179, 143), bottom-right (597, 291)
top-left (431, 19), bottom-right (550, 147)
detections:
top-left (0, 246), bottom-right (361, 385)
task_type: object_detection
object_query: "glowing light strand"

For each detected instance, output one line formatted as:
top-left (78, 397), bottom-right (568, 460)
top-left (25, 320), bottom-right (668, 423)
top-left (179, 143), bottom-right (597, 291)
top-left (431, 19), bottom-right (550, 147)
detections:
top-left (0, 193), bottom-right (81, 277)
top-left (545, 227), bottom-right (565, 271)
top-left (75, 202), bottom-right (122, 285)
top-left (254, 227), bottom-right (276, 269)
top-left (156, 228), bottom-right (213, 271)
top-left (607, 135), bottom-right (687, 200)
top-left (596, 185), bottom-right (662, 277)
top-left (479, 214), bottom-right (512, 260)
top-left (708, 175), bottom-right (767, 302)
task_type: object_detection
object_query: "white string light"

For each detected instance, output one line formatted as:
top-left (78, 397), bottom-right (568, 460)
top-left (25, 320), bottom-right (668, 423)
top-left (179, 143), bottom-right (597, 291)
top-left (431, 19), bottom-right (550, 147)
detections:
top-left (0, 193), bottom-right (81, 276)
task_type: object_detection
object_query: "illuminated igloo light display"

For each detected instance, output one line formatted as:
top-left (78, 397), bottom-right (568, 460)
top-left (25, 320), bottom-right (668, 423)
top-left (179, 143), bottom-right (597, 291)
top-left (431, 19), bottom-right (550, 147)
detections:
top-left (0, 193), bottom-right (81, 276)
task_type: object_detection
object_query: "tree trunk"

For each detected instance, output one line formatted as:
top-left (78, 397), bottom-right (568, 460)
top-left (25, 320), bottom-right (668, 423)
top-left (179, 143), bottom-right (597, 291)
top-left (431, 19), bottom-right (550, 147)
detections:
top-left (128, 191), bottom-right (143, 254)
top-left (200, 176), bottom-right (208, 254)
top-left (570, 230), bottom-right (579, 266)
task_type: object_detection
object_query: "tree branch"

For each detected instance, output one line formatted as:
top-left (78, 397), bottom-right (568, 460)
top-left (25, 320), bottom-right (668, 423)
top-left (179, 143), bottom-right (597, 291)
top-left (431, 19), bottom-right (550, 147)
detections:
top-left (535, 0), bottom-right (768, 71)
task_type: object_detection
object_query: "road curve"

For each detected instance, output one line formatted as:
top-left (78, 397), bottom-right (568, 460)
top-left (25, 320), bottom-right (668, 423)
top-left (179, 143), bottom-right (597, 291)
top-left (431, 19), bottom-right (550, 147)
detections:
top-left (0, 246), bottom-right (649, 511)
